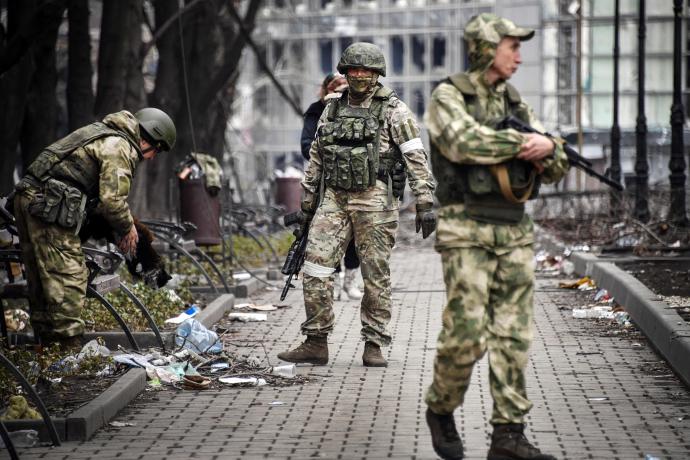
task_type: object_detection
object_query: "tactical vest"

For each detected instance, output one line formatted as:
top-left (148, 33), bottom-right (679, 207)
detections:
top-left (18, 122), bottom-right (139, 232)
top-left (25, 121), bottom-right (139, 197)
top-left (317, 86), bottom-right (401, 192)
top-left (430, 73), bottom-right (540, 225)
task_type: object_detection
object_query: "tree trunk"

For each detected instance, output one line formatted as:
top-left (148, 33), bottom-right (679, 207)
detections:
top-left (123, 0), bottom-right (145, 110)
top-left (0, 0), bottom-right (39, 194)
top-left (67, 0), bottom-right (94, 131)
top-left (94, 0), bottom-right (136, 118)
top-left (20, 4), bottom-right (64, 167)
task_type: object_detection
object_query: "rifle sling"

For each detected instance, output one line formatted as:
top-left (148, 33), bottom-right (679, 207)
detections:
top-left (488, 164), bottom-right (536, 204)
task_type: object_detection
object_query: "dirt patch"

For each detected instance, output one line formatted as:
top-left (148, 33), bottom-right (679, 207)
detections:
top-left (35, 371), bottom-right (126, 418)
top-left (617, 259), bottom-right (690, 297)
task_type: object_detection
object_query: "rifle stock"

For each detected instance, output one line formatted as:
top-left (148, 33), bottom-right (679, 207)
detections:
top-left (497, 116), bottom-right (623, 191)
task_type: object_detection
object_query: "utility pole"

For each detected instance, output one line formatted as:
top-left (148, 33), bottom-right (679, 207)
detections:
top-left (576, 2), bottom-right (584, 191)
top-left (610, 0), bottom-right (622, 211)
top-left (669, 0), bottom-right (688, 225)
top-left (634, 0), bottom-right (650, 222)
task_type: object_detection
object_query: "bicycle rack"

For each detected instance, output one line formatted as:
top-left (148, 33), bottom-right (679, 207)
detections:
top-left (0, 351), bottom-right (61, 447)
top-left (140, 219), bottom-right (230, 294)
top-left (0, 419), bottom-right (19, 460)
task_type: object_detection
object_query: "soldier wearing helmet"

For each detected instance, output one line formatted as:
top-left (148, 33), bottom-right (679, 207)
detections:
top-left (13, 108), bottom-right (175, 348)
top-left (278, 42), bottom-right (436, 368)
top-left (423, 13), bottom-right (568, 460)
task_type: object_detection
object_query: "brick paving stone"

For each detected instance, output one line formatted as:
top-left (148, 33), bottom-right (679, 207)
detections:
top-left (17, 222), bottom-right (690, 459)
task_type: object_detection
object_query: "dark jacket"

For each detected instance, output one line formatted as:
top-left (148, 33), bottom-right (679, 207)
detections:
top-left (300, 100), bottom-right (326, 160)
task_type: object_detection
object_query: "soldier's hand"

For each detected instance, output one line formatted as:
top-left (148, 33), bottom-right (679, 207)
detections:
top-left (118, 225), bottom-right (139, 256)
top-left (517, 133), bottom-right (555, 162)
top-left (293, 210), bottom-right (314, 239)
top-left (415, 203), bottom-right (437, 239)
top-left (391, 162), bottom-right (406, 198)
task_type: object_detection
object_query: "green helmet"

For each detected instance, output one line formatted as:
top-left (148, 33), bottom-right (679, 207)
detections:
top-left (135, 107), bottom-right (176, 151)
top-left (337, 42), bottom-right (386, 77)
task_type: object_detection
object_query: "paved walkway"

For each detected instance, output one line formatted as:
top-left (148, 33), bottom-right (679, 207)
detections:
top-left (23, 225), bottom-right (690, 459)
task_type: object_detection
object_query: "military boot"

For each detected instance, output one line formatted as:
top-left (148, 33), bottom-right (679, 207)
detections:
top-left (362, 341), bottom-right (387, 367)
top-left (426, 408), bottom-right (463, 460)
top-left (277, 336), bottom-right (328, 365)
top-left (487, 424), bottom-right (556, 460)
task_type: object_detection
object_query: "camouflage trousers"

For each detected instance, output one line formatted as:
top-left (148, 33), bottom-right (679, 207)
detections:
top-left (14, 191), bottom-right (87, 339)
top-left (300, 196), bottom-right (398, 346)
top-left (425, 245), bottom-right (535, 424)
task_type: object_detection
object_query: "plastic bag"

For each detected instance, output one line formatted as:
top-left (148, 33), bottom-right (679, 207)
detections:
top-left (175, 319), bottom-right (222, 354)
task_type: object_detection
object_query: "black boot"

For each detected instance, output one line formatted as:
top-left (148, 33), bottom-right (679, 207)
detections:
top-left (426, 408), bottom-right (463, 460)
top-left (362, 342), bottom-right (387, 367)
top-left (487, 424), bottom-right (556, 460)
top-left (277, 336), bottom-right (328, 365)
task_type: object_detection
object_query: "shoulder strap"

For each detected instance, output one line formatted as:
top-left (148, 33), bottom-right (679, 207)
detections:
top-left (373, 84), bottom-right (395, 100)
top-left (447, 72), bottom-right (476, 96)
top-left (325, 94), bottom-right (343, 122)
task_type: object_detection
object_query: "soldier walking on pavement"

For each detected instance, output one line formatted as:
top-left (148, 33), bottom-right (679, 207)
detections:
top-left (423, 14), bottom-right (569, 460)
top-left (13, 108), bottom-right (176, 349)
top-left (278, 42), bottom-right (437, 368)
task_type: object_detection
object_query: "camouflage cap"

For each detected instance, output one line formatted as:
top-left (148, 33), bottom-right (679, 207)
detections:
top-left (464, 13), bottom-right (535, 45)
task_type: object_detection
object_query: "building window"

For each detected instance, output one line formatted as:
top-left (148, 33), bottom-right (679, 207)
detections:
top-left (412, 35), bottom-right (426, 73)
top-left (391, 35), bottom-right (404, 74)
top-left (432, 36), bottom-right (446, 69)
top-left (320, 40), bottom-right (333, 74)
top-left (340, 37), bottom-right (354, 54)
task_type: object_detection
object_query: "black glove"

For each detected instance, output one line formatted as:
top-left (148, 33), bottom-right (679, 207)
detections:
top-left (293, 209), bottom-right (314, 239)
top-left (415, 203), bottom-right (437, 239)
top-left (391, 162), bottom-right (406, 199)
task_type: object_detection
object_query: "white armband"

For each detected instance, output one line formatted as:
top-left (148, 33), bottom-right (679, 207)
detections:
top-left (399, 138), bottom-right (425, 154)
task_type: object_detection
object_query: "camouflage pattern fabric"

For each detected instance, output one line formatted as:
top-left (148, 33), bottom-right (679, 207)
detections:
top-left (303, 87), bottom-right (435, 212)
top-left (423, 15), bottom-right (569, 423)
top-left (298, 82), bottom-right (434, 346)
top-left (13, 110), bottom-right (142, 339)
top-left (14, 190), bottom-right (87, 338)
top-left (300, 188), bottom-right (398, 345)
top-left (190, 152), bottom-right (222, 192)
top-left (425, 244), bottom-right (534, 424)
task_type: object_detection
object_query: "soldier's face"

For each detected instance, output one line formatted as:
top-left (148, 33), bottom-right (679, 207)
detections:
top-left (346, 68), bottom-right (378, 94)
top-left (491, 37), bottom-right (522, 80)
top-left (140, 139), bottom-right (158, 160)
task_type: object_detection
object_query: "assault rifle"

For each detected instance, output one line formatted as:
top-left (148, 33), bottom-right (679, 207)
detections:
top-left (280, 211), bottom-right (310, 301)
top-left (496, 116), bottom-right (624, 191)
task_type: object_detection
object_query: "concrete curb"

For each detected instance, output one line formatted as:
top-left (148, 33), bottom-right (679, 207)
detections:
top-left (570, 251), bottom-right (690, 387)
top-left (3, 368), bottom-right (146, 442)
top-left (3, 296), bottom-right (235, 443)
top-left (190, 269), bottom-right (280, 298)
top-left (66, 368), bottom-right (147, 441)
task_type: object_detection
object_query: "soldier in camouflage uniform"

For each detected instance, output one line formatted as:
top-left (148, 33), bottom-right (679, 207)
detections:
top-left (13, 108), bottom-right (176, 348)
top-left (423, 14), bottom-right (569, 460)
top-left (278, 42), bottom-right (437, 368)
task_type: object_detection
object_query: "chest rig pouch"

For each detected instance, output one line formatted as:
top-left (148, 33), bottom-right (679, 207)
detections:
top-left (317, 90), bottom-right (388, 192)
top-left (441, 73), bottom-right (540, 225)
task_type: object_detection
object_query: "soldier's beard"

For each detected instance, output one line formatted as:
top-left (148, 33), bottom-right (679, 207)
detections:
top-left (347, 74), bottom-right (378, 100)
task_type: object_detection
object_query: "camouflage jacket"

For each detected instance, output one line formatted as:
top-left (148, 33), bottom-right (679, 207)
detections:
top-left (303, 88), bottom-right (435, 212)
top-left (424, 71), bottom-right (569, 250)
top-left (29, 111), bottom-right (142, 238)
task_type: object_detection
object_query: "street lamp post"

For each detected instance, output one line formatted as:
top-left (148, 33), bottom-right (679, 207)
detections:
top-left (610, 0), bottom-right (622, 212)
top-left (634, 0), bottom-right (650, 222)
top-left (669, 0), bottom-right (688, 225)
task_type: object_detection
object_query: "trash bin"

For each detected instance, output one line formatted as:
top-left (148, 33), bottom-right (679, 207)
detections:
top-left (275, 177), bottom-right (302, 214)
top-left (179, 177), bottom-right (222, 246)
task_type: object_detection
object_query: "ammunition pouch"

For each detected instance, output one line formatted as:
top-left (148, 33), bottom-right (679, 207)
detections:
top-left (28, 178), bottom-right (87, 233)
top-left (319, 120), bottom-right (379, 192)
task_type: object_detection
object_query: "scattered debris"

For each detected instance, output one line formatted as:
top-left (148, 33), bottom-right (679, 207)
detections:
top-left (109, 421), bottom-right (136, 427)
top-left (219, 376), bottom-right (267, 386)
top-left (165, 304), bottom-right (201, 324)
top-left (234, 302), bottom-right (277, 311)
top-left (228, 312), bottom-right (267, 322)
